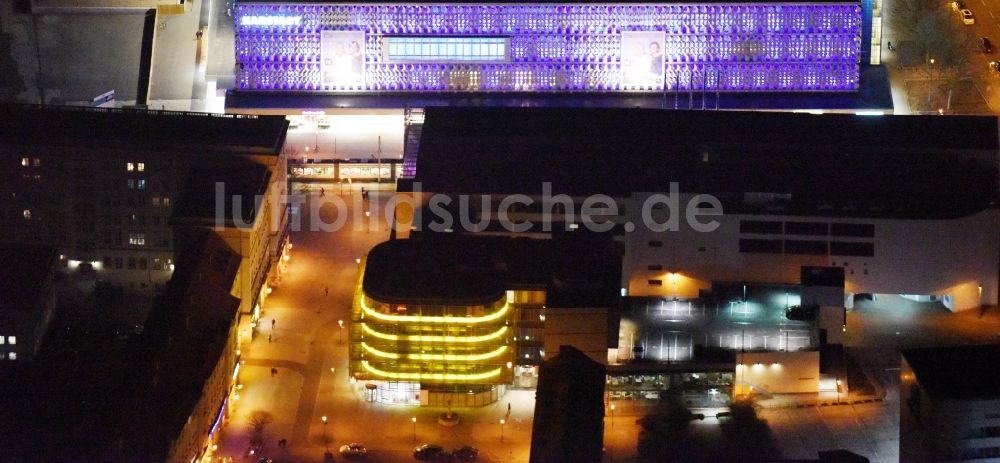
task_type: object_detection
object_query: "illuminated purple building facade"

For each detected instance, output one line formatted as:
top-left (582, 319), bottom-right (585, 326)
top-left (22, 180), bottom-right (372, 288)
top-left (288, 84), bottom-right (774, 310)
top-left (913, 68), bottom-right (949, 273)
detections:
top-left (235, 1), bottom-right (862, 93)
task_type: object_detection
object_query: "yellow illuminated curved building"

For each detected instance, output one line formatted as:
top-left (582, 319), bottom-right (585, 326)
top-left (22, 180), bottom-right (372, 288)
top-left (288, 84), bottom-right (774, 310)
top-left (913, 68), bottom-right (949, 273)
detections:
top-left (349, 239), bottom-right (527, 406)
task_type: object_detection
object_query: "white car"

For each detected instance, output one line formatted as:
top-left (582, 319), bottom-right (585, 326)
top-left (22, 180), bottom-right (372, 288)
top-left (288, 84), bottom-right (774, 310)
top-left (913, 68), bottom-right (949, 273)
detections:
top-left (961, 9), bottom-right (975, 25)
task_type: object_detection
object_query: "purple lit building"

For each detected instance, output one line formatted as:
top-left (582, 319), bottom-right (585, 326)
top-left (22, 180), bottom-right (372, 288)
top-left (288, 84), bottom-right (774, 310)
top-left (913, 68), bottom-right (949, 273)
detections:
top-left (235, 1), bottom-right (863, 93)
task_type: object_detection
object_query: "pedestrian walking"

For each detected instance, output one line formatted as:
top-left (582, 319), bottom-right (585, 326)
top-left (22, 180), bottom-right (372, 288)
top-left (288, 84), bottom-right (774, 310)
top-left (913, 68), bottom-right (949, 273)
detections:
top-left (325, 286), bottom-right (329, 296)
top-left (268, 333), bottom-right (272, 343)
top-left (507, 403), bottom-right (511, 415)
top-left (320, 187), bottom-right (325, 196)
top-left (887, 41), bottom-right (893, 51)
top-left (278, 438), bottom-right (287, 448)
top-left (271, 367), bottom-right (278, 377)
top-left (271, 318), bottom-right (276, 330)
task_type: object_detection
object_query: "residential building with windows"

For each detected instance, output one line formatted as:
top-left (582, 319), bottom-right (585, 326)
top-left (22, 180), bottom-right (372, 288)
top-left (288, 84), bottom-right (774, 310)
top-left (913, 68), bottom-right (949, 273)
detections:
top-left (0, 104), bottom-right (289, 297)
top-left (0, 244), bottom-right (58, 363)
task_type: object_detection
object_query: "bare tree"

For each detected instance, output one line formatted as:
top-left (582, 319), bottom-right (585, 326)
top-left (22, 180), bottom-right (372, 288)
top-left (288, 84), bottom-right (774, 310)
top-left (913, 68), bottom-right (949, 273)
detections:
top-left (247, 410), bottom-right (274, 450)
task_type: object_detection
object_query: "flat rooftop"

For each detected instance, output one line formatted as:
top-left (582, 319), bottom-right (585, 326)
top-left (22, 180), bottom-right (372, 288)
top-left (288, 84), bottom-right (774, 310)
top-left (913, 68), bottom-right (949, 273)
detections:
top-left (904, 344), bottom-right (1000, 400)
top-left (412, 106), bottom-right (998, 219)
top-left (171, 160), bottom-right (272, 228)
top-left (0, 104), bottom-right (288, 156)
top-left (363, 234), bottom-right (620, 306)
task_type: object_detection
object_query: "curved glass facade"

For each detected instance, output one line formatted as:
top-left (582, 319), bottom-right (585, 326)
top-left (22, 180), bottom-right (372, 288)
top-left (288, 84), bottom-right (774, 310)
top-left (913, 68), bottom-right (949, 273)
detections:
top-left (349, 260), bottom-right (515, 386)
top-left (235, 2), bottom-right (862, 93)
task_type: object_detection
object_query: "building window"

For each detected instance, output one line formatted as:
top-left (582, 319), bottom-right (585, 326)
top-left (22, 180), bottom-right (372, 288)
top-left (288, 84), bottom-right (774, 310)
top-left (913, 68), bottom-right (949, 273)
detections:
top-left (7, 336), bottom-right (14, 345)
top-left (784, 240), bottom-right (828, 255)
top-left (152, 197), bottom-right (160, 207)
top-left (648, 279), bottom-right (663, 286)
top-left (127, 257), bottom-right (136, 269)
top-left (784, 221), bottom-right (829, 236)
top-left (8, 352), bottom-right (15, 360)
top-left (127, 179), bottom-right (135, 189)
top-left (115, 257), bottom-right (123, 269)
top-left (648, 240), bottom-right (663, 247)
top-left (739, 220), bottom-right (782, 234)
top-left (153, 258), bottom-right (162, 270)
top-left (163, 197), bottom-right (171, 207)
top-left (22, 210), bottom-right (31, 220)
top-left (647, 264), bottom-right (663, 271)
top-left (32, 158), bottom-right (40, 167)
top-left (129, 233), bottom-right (146, 246)
top-left (739, 238), bottom-right (783, 254)
top-left (139, 258), bottom-right (147, 270)
top-left (137, 179), bottom-right (146, 190)
top-left (384, 36), bottom-right (508, 63)
top-left (137, 162), bottom-right (145, 172)
top-left (0, 337), bottom-right (4, 345)
top-left (21, 158), bottom-right (29, 167)
top-left (104, 256), bottom-right (113, 268)
top-left (126, 162), bottom-right (134, 172)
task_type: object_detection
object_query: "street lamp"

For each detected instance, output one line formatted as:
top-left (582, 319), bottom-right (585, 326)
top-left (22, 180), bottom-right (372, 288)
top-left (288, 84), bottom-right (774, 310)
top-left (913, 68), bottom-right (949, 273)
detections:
top-left (338, 319), bottom-right (345, 343)
top-left (411, 416), bottom-right (417, 442)
top-left (609, 404), bottom-right (616, 428)
top-left (321, 415), bottom-right (329, 451)
top-left (500, 419), bottom-right (506, 442)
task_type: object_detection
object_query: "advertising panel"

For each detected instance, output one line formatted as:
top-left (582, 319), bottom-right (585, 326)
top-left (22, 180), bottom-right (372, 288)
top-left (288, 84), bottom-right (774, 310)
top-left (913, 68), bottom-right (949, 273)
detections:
top-left (321, 30), bottom-right (366, 88)
top-left (621, 31), bottom-right (665, 90)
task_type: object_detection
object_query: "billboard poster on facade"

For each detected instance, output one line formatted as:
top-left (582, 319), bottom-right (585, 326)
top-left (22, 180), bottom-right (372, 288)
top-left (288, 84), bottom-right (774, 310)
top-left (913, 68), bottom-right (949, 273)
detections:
top-left (620, 31), bottom-right (665, 90)
top-left (321, 30), bottom-right (365, 88)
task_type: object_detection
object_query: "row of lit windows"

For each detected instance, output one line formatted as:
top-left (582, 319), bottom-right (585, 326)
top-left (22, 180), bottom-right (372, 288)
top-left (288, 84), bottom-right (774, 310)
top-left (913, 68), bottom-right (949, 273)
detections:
top-left (126, 162), bottom-right (145, 172)
top-left (0, 336), bottom-right (16, 345)
top-left (101, 256), bottom-right (173, 271)
top-left (0, 352), bottom-right (16, 360)
top-left (385, 37), bottom-right (507, 62)
top-left (129, 233), bottom-right (146, 246)
top-left (20, 157), bottom-right (40, 167)
top-left (127, 179), bottom-right (147, 190)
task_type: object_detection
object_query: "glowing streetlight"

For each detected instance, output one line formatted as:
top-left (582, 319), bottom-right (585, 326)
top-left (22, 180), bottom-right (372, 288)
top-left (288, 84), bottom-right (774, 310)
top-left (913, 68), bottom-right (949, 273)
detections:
top-left (609, 404), bottom-right (616, 428)
top-left (321, 415), bottom-right (329, 451)
top-left (500, 419), bottom-right (506, 442)
top-left (338, 319), bottom-right (345, 343)
top-left (411, 416), bottom-right (417, 442)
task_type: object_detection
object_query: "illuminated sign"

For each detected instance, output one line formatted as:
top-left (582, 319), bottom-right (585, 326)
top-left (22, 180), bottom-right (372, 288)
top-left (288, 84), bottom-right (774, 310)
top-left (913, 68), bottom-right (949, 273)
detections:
top-left (321, 30), bottom-right (366, 89)
top-left (621, 31), bottom-right (665, 90)
top-left (240, 15), bottom-right (301, 26)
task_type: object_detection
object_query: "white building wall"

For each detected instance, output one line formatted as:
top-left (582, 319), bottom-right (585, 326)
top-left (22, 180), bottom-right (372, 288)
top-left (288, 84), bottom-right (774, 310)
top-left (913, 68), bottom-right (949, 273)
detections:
top-left (623, 193), bottom-right (999, 311)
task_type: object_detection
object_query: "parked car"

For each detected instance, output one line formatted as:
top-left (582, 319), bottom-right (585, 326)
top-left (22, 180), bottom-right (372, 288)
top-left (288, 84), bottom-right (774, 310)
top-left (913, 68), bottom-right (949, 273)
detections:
top-left (414, 444), bottom-right (447, 461)
top-left (961, 9), bottom-right (975, 25)
top-left (982, 37), bottom-right (993, 53)
top-left (339, 443), bottom-right (368, 459)
top-left (452, 446), bottom-right (479, 461)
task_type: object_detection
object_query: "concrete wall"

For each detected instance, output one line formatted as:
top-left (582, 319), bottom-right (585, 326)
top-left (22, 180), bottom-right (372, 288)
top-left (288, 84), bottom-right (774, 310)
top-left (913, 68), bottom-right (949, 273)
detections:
top-left (543, 307), bottom-right (609, 365)
top-left (736, 350), bottom-right (820, 394)
top-left (623, 193), bottom-right (999, 311)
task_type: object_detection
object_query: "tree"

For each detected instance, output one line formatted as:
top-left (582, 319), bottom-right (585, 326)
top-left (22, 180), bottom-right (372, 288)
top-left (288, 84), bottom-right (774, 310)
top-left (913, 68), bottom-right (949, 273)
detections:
top-left (247, 410), bottom-right (274, 451)
top-left (637, 394), bottom-right (708, 463)
top-left (718, 403), bottom-right (781, 462)
top-left (0, 22), bottom-right (26, 102)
